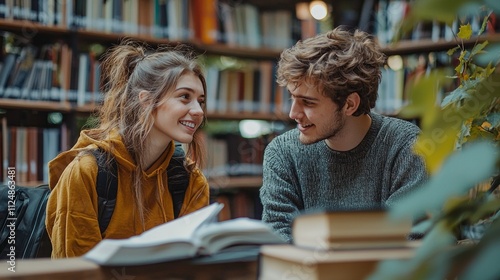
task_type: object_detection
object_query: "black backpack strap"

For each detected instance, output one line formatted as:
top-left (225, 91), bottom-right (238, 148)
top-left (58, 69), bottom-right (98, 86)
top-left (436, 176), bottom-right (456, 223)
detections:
top-left (167, 143), bottom-right (188, 218)
top-left (91, 149), bottom-right (118, 235)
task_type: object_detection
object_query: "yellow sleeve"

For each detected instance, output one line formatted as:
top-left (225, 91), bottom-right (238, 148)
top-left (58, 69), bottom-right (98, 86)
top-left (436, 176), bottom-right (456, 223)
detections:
top-left (45, 154), bottom-right (101, 258)
top-left (179, 168), bottom-right (210, 216)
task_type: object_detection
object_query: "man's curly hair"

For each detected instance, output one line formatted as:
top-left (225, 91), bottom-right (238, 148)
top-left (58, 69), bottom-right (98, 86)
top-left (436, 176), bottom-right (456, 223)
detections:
top-left (276, 26), bottom-right (386, 116)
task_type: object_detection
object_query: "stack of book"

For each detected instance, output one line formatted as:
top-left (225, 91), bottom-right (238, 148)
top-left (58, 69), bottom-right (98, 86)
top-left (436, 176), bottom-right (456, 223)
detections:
top-left (259, 209), bottom-right (418, 280)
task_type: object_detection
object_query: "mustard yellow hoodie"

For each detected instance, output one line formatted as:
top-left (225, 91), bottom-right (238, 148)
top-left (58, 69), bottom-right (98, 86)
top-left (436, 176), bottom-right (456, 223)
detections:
top-left (45, 129), bottom-right (209, 258)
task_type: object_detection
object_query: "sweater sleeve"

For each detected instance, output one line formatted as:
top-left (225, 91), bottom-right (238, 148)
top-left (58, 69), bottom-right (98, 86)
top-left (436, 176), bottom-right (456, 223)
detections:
top-left (45, 154), bottom-right (101, 258)
top-left (260, 138), bottom-right (303, 243)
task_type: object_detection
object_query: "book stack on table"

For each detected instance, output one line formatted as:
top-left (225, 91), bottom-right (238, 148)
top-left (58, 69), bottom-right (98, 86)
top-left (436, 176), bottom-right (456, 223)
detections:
top-left (258, 209), bottom-right (419, 280)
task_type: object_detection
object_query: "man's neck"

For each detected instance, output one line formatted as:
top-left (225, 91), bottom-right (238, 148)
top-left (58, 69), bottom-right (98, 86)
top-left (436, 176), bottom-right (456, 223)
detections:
top-left (325, 114), bottom-right (372, 151)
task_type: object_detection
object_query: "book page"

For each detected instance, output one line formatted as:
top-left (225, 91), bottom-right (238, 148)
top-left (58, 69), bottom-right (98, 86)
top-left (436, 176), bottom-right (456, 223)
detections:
top-left (128, 203), bottom-right (223, 246)
top-left (195, 217), bottom-right (284, 254)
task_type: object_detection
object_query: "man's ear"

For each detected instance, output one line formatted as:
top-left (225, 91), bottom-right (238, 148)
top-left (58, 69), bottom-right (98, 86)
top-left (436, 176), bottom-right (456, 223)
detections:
top-left (344, 92), bottom-right (360, 116)
top-left (138, 90), bottom-right (150, 105)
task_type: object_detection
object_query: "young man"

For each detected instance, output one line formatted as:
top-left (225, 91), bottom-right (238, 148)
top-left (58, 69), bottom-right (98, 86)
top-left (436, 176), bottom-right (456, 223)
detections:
top-left (259, 26), bottom-right (428, 243)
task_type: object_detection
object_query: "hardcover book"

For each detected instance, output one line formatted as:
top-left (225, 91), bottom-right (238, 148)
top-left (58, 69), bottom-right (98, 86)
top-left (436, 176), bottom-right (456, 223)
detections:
top-left (292, 208), bottom-right (413, 250)
top-left (259, 244), bottom-right (415, 280)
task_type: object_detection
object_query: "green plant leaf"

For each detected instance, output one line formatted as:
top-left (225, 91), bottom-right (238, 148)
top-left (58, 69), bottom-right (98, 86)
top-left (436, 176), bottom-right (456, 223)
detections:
top-left (477, 11), bottom-right (492, 36)
top-left (390, 141), bottom-right (499, 220)
top-left (369, 222), bottom-right (458, 280)
top-left (471, 72), bottom-right (500, 111)
top-left (457, 23), bottom-right (473, 40)
top-left (413, 221), bottom-right (459, 262)
top-left (447, 46), bottom-right (461, 56)
top-left (399, 71), bottom-right (450, 130)
top-left (468, 125), bottom-right (496, 142)
top-left (474, 43), bottom-right (500, 67)
top-left (410, 0), bottom-right (481, 24)
top-left (414, 126), bottom-right (457, 174)
top-left (458, 122), bottom-right (472, 147)
top-left (470, 40), bottom-right (489, 57)
top-left (441, 87), bottom-right (469, 107)
top-left (487, 113), bottom-right (500, 128)
top-left (459, 220), bottom-right (500, 279)
top-left (468, 198), bottom-right (500, 222)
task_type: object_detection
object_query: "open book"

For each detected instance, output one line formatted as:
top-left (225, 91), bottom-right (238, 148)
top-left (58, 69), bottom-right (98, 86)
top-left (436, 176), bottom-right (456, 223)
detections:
top-left (83, 203), bottom-right (284, 266)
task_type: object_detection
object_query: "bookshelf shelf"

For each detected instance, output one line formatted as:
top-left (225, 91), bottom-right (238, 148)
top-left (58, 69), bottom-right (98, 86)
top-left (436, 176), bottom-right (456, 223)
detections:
top-left (207, 112), bottom-right (289, 121)
top-left (75, 29), bottom-right (181, 46)
top-left (0, 99), bottom-right (71, 112)
top-left (208, 176), bottom-right (263, 190)
top-left (0, 19), bottom-right (70, 35)
top-left (72, 103), bottom-right (98, 114)
top-left (381, 34), bottom-right (500, 56)
top-left (195, 43), bottom-right (281, 60)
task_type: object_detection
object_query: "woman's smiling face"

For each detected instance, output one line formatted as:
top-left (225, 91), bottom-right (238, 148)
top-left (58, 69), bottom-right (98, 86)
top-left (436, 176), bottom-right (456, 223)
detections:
top-left (150, 72), bottom-right (205, 146)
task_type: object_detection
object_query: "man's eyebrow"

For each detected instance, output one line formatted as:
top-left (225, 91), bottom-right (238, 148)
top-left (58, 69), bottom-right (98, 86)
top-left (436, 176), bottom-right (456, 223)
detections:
top-left (290, 93), bottom-right (318, 101)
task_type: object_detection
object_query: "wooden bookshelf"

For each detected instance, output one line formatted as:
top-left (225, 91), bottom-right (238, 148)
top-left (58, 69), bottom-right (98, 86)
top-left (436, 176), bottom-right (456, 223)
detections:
top-left (207, 112), bottom-right (289, 121)
top-left (0, 99), bottom-right (72, 112)
top-left (208, 176), bottom-right (263, 190)
top-left (195, 43), bottom-right (281, 60)
top-left (0, 19), bottom-right (70, 34)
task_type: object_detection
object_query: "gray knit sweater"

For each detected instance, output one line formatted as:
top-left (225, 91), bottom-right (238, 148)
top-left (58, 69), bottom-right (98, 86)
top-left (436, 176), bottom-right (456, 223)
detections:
top-left (259, 112), bottom-right (428, 243)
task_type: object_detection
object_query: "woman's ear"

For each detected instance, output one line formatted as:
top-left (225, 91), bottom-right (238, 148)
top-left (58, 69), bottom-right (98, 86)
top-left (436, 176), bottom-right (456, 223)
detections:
top-left (138, 90), bottom-right (150, 105)
top-left (344, 92), bottom-right (360, 116)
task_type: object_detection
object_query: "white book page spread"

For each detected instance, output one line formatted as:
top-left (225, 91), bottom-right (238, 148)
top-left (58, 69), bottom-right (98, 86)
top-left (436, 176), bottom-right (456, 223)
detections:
top-left (83, 203), bottom-right (224, 265)
top-left (126, 203), bottom-right (224, 246)
top-left (195, 218), bottom-right (284, 254)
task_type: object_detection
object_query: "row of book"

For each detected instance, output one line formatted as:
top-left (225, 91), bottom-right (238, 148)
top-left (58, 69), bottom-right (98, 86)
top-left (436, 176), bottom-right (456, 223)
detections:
top-left (0, 41), bottom-right (457, 117)
top-left (0, 0), bottom-right (63, 25)
top-left (374, 52), bottom-right (456, 116)
top-left (214, 189), bottom-right (262, 221)
top-left (0, 41), bottom-right (73, 103)
top-left (203, 132), bottom-right (266, 179)
top-left (204, 59), bottom-right (291, 116)
top-left (0, 40), bottom-right (295, 113)
top-left (0, 0), bottom-right (321, 51)
top-left (0, 121), bottom-right (66, 184)
top-left (0, 120), bottom-right (274, 186)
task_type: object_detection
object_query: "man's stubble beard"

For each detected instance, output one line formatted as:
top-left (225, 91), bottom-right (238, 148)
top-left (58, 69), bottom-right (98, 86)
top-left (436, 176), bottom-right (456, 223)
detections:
top-left (298, 111), bottom-right (346, 145)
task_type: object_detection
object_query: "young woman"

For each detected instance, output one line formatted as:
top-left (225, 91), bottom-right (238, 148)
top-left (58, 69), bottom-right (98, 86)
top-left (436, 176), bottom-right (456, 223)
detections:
top-left (46, 40), bottom-right (210, 257)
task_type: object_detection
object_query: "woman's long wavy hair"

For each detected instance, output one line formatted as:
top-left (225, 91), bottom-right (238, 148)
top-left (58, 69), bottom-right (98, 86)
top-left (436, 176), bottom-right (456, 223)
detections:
top-left (89, 39), bottom-right (207, 225)
top-left (276, 26), bottom-right (386, 116)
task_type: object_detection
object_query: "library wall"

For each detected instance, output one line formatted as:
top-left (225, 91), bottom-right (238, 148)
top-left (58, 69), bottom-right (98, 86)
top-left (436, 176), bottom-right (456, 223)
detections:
top-left (1, 0), bottom-right (500, 218)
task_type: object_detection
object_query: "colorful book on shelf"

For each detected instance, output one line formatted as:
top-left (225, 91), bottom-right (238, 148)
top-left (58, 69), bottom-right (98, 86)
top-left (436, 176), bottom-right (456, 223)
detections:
top-left (84, 202), bottom-right (284, 266)
top-left (292, 207), bottom-right (413, 250)
top-left (191, 0), bottom-right (219, 44)
top-left (259, 244), bottom-right (415, 280)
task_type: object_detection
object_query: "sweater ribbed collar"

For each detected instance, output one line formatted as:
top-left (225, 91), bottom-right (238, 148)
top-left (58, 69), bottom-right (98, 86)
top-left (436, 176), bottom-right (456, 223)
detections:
top-left (323, 112), bottom-right (382, 163)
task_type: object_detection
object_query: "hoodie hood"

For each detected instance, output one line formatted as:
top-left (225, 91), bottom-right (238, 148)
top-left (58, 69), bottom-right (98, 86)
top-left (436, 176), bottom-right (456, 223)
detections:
top-left (48, 129), bottom-right (175, 190)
